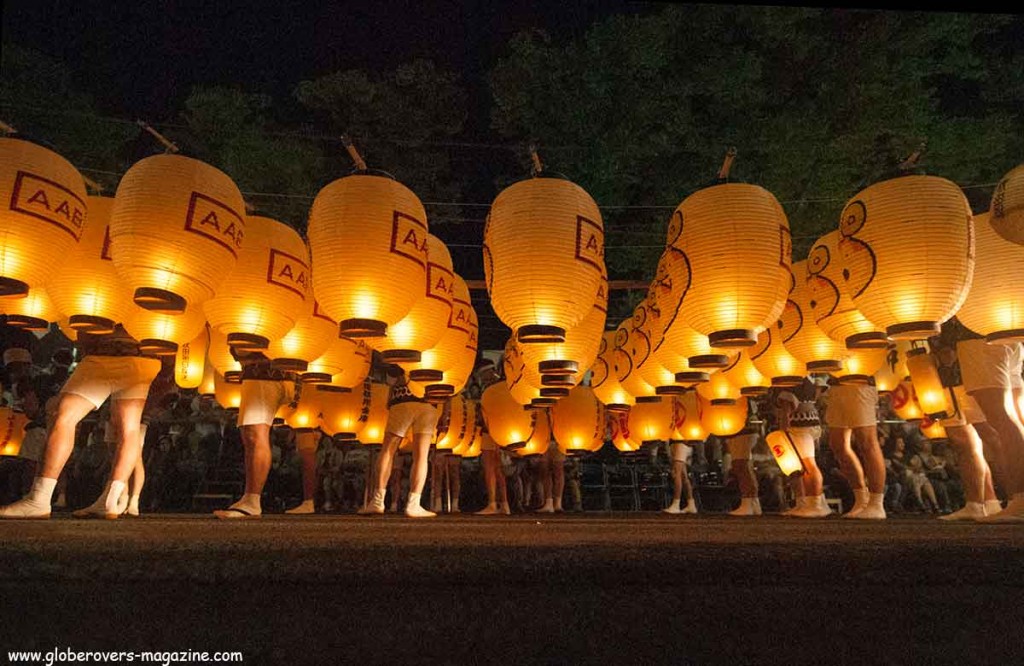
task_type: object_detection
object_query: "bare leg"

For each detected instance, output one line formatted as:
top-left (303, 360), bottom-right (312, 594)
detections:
top-left (852, 426), bottom-right (885, 495)
top-left (108, 399), bottom-right (147, 484)
top-left (38, 394), bottom-right (97, 480)
top-left (295, 432), bottom-right (318, 502)
top-left (670, 460), bottom-right (684, 503)
top-left (241, 424), bottom-right (272, 497)
top-left (552, 457), bottom-right (565, 511)
top-left (447, 455), bottom-right (461, 511)
top-left (801, 458), bottom-right (824, 497)
top-left (974, 421), bottom-right (1007, 499)
top-left (973, 389), bottom-right (1024, 497)
top-left (408, 434), bottom-right (431, 496)
top-left (828, 427), bottom-right (865, 491)
top-left (945, 425), bottom-right (985, 504)
top-left (732, 459), bottom-right (757, 498)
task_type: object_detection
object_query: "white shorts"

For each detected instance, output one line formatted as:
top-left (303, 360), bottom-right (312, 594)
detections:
top-left (726, 433), bottom-right (758, 459)
top-left (670, 441), bottom-right (694, 464)
top-left (825, 383), bottom-right (878, 429)
top-left (61, 356), bottom-right (162, 410)
top-left (789, 426), bottom-right (820, 459)
top-left (940, 385), bottom-right (987, 427)
top-left (239, 380), bottom-right (292, 427)
top-left (387, 401), bottom-right (440, 437)
top-left (958, 339), bottom-right (1024, 393)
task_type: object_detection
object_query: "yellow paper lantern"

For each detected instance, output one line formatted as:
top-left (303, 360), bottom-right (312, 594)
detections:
top-left (699, 395), bottom-right (749, 437)
top-left (308, 174), bottom-right (428, 337)
top-left (955, 212), bottom-right (1024, 343)
top-left (110, 154), bottom-right (245, 313)
top-left (503, 336), bottom-right (565, 407)
top-left (515, 409), bottom-right (552, 457)
top-left (781, 259), bottom-right (846, 374)
top-left (631, 300), bottom-right (681, 393)
top-left (436, 393), bottom-right (469, 450)
top-left (874, 341), bottom-right (911, 393)
top-left (989, 164), bottom-right (1024, 246)
top-left (213, 372), bottom-right (242, 411)
top-left (905, 348), bottom-right (953, 419)
top-left (609, 409), bottom-right (642, 452)
top-left (408, 274), bottom-right (476, 398)
top-left (203, 215), bottom-right (310, 350)
top-left (613, 317), bottom-right (659, 401)
top-left (750, 325), bottom-right (804, 387)
top-left (358, 382), bottom-right (391, 446)
top-left (45, 195), bottom-right (133, 333)
top-left (0, 138), bottom-right (87, 297)
top-left (318, 379), bottom-right (371, 440)
top-left (123, 301), bottom-right (207, 356)
top-left (721, 350), bottom-right (771, 396)
top-left (673, 183), bottom-right (792, 347)
top-left (889, 379), bottom-right (924, 421)
top-left (1, 285), bottom-right (60, 330)
top-left (765, 430), bottom-right (804, 477)
top-left (628, 396), bottom-right (672, 443)
top-left (484, 177), bottom-right (605, 343)
top-left (198, 361), bottom-right (217, 397)
top-left (480, 381), bottom-right (535, 448)
top-left (835, 346), bottom-right (887, 385)
top-left (303, 337), bottom-right (372, 387)
top-left (551, 385), bottom-right (605, 454)
top-left (695, 367), bottom-right (741, 404)
top-left (837, 175), bottom-right (974, 340)
top-left (174, 327), bottom-right (210, 389)
top-left (590, 331), bottom-right (635, 411)
top-left (919, 416), bottom-right (948, 441)
top-left (670, 391), bottom-right (707, 443)
top-left (283, 383), bottom-right (322, 432)
top-left (266, 300), bottom-right (337, 373)
top-left (460, 421), bottom-right (484, 458)
top-left (806, 231), bottom-right (886, 348)
top-left (367, 233), bottom-right (452, 364)
top-left (0, 407), bottom-right (28, 456)
top-left (207, 326), bottom-right (242, 379)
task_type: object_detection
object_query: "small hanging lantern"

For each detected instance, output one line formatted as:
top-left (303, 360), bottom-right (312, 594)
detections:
top-left (484, 173), bottom-right (605, 343)
top-left (889, 379), bottom-right (924, 421)
top-left (874, 341), bottom-right (911, 393)
top-left (435, 393), bottom-right (469, 451)
top-left (0, 407), bottom-right (28, 456)
top-left (699, 394), bottom-right (749, 437)
top-left (481, 381), bottom-right (535, 449)
top-left (266, 300), bottom-right (337, 373)
top-left (988, 164), bottom-right (1024, 246)
top-left (765, 430), bottom-right (804, 477)
top-left (318, 378), bottom-right (371, 441)
top-left (919, 416), bottom-right (948, 441)
top-left (609, 409), bottom-right (642, 452)
top-left (110, 154), bottom-right (246, 313)
top-left (174, 327), bottom-right (210, 389)
top-left (837, 175), bottom-right (974, 340)
top-left (358, 382), bottom-right (391, 446)
top-left (0, 137), bottom-right (88, 297)
top-left (590, 330), bottom-right (635, 412)
top-left (551, 385), bottom-right (605, 454)
top-left (198, 360), bottom-right (217, 397)
top-left (213, 372), bottom-right (242, 412)
top-left (628, 396), bottom-right (673, 443)
top-left (284, 384), bottom-right (321, 433)
top-left (905, 348), bottom-right (953, 419)
top-left (670, 391), bottom-right (707, 443)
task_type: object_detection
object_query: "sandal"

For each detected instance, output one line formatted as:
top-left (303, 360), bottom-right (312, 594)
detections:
top-left (213, 507), bottom-right (260, 520)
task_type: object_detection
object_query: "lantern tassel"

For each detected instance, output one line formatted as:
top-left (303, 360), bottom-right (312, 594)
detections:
top-left (82, 175), bottom-right (104, 194)
top-left (0, 120), bottom-right (17, 135)
top-left (898, 140), bottom-right (927, 172)
top-left (717, 146), bottom-right (738, 182)
top-left (135, 120), bottom-right (180, 154)
top-left (341, 135), bottom-right (368, 172)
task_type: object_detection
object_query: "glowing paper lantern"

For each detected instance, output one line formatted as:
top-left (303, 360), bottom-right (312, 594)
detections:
top-left (460, 422), bottom-right (484, 458)
top-left (504, 336), bottom-right (565, 407)
top-left (436, 393), bottom-right (469, 451)
top-left (989, 164), bottom-right (1024, 246)
top-left (609, 410), bottom-right (642, 452)
top-left (174, 327), bottom-right (209, 389)
top-left (699, 395), bottom-right (749, 437)
top-left (955, 213), bottom-right (1024, 343)
top-left (670, 391), bottom-right (707, 443)
top-left (358, 382), bottom-right (391, 446)
top-left (905, 349), bottom-right (952, 419)
top-left (207, 327), bottom-right (242, 379)
top-left (696, 367), bottom-right (741, 404)
top-left (110, 154), bottom-right (245, 312)
top-left (515, 409), bottom-right (551, 457)
top-left (806, 231), bottom-right (885, 348)
top-left (765, 430), bottom-right (804, 476)
top-left (1, 285), bottom-right (60, 330)
top-left (203, 215), bottom-right (309, 350)
top-left (368, 233), bottom-right (453, 363)
top-left (673, 183), bottom-right (791, 347)
top-left (874, 341), bottom-right (911, 393)
top-left (781, 260), bottom-right (845, 374)
top-left (408, 274), bottom-right (475, 398)
top-left (613, 318), bottom-right (659, 401)
top-left (837, 175), bottom-right (974, 340)
top-left (750, 325), bottom-right (804, 387)
top-left (919, 416), bottom-right (948, 441)
top-left (631, 299), bottom-right (680, 393)
top-left (266, 300), bottom-right (337, 373)
top-left (481, 381), bottom-right (534, 448)
top-left (198, 361), bottom-right (217, 397)
top-left (721, 350), bottom-right (771, 396)
top-left (284, 384), bottom-right (321, 432)
top-left (0, 407), bottom-right (28, 456)
top-left (0, 138), bottom-right (87, 297)
top-left (308, 174), bottom-right (428, 337)
top-left (551, 385), bottom-right (605, 454)
top-left (834, 346), bottom-right (887, 385)
top-left (318, 379), bottom-right (371, 440)
top-left (590, 331), bottom-right (635, 412)
top-left (303, 337), bottom-right (372, 387)
top-left (889, 380), bottom-right (924, 421)
top-left (46, 195), bottom-right (132, 333)
top-left (484, 177), bottom-right (604, 343)
top-left (123, 302), bottom-right (207, 356)
top-left (213, 372), bottom-right (242, 411)
top-left (628, 397), bottom-right (672, 443)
